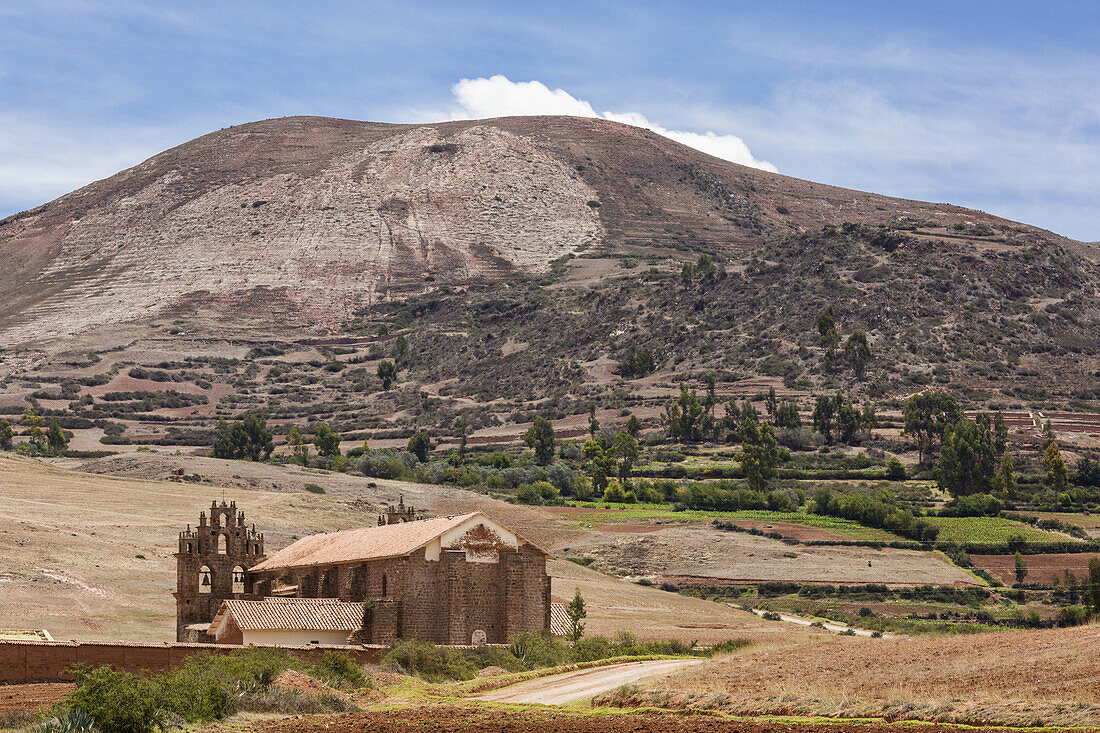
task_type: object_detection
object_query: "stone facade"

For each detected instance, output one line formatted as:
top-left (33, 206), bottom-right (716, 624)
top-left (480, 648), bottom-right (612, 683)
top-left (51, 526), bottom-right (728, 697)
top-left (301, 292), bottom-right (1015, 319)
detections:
top-left (175, 504), bottom-right (550, 645)
top-left (174, 501), bottom-right (265, 642)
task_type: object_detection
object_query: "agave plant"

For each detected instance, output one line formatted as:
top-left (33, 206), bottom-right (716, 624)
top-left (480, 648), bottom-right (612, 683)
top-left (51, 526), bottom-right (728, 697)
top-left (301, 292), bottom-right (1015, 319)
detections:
top-left (35, 708), bottom-right (95, 733)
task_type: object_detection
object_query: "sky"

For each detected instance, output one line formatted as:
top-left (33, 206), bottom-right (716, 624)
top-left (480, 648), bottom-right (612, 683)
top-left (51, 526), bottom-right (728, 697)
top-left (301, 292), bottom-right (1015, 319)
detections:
top-left (1, 1), bottom-right (1098, 240)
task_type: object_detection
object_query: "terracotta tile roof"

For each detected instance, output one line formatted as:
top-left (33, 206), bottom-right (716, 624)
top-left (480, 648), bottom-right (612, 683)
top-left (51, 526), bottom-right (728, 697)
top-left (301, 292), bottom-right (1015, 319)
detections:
top-left (251, 511), bottom-right (545, 572)
top-left (210, 598), bottom-right (366, 633)
top-left (250, 513), bottom-right (479, 571)
top-left (549, 602), bottom-right (570, 637)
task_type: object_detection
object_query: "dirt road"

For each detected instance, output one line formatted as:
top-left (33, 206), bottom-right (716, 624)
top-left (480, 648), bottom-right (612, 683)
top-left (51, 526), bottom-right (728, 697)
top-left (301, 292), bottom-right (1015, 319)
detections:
top-left (748, 608), bottom-right (890, 637)
top-left (474, 659), bottom-right (703, 705)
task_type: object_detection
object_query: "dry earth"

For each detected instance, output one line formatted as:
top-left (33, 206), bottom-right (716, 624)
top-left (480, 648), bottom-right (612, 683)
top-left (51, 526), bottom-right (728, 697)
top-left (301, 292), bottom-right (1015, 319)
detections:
top-left (971, 552), bottom-right (1100, 585)
top-left (558, 524), bottom-right (978, 586)
top-left (258, 705), bottom-right (1030, 733)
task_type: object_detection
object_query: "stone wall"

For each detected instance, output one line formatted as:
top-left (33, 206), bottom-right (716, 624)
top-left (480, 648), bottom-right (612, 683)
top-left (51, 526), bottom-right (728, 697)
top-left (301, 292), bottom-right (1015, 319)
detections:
top-left (0, 641), bottom-right (385, 684)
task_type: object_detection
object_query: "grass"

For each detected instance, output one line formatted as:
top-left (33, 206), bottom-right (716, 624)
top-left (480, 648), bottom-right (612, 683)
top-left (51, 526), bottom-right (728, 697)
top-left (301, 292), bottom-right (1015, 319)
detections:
top-left (925, 516), bottom-right (1074, 544)
top-left (554, 503), bottom-right (899, 541)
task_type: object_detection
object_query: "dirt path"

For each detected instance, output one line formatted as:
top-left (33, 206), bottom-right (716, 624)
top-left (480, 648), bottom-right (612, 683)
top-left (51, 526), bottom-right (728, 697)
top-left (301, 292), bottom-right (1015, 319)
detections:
top-left (474, 659), bottom-right (703, 705)
top-left (748, 608), bottom-right (891, 638)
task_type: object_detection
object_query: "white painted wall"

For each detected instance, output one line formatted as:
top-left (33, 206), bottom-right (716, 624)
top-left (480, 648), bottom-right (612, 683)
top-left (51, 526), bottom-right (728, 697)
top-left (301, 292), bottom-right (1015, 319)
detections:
top-left (240, 629), bottom-right (352, 646)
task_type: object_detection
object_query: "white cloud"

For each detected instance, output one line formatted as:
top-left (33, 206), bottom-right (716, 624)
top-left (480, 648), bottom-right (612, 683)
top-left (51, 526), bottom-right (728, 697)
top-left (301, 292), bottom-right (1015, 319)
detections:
top-left (449, 75), bottom-right (777, 172)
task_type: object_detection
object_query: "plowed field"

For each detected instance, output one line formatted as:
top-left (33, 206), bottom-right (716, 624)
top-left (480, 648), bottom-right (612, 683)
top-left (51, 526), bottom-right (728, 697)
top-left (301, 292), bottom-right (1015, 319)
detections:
top-left (260, 706), bottom-right (1023, 733)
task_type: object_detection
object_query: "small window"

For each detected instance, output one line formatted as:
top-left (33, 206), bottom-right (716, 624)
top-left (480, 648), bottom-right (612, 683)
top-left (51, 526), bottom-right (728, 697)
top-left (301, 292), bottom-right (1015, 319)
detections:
top-left (381, 574), bottom-right (387, 598)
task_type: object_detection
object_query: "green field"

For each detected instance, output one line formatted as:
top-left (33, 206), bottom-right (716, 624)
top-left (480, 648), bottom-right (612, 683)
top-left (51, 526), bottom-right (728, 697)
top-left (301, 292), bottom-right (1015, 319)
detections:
top-left (925, 516), bottom-right (1075, 545)
top-left (551, 504), bottom-right (900, 541)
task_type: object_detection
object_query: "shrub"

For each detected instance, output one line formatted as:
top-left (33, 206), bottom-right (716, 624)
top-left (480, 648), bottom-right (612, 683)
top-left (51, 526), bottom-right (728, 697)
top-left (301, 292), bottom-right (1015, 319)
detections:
top-left (63, 666), bottom-right (165, 733)
top-left (236, 689), bottom-right (354, 714)
top-left (383, 639), bottom-right (478, 682)
top-left (303, 483), bottom-right (325, 494)
top-left (885, 457), bottom-right (906, 480)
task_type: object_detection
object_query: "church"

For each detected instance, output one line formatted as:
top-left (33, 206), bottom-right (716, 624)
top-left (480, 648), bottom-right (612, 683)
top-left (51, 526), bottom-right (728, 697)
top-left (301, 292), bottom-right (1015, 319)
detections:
top-left (175, 499), bottom-right (551, 645)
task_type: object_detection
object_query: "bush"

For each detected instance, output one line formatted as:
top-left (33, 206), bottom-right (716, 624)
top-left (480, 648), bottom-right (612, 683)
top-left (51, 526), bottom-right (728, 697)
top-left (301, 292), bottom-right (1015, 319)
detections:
top-left (303, 483), bottom-right (325, 494)
top-left (63, 666), bottom-right (166, 733)
top-left (383, 639), bottom-right (478, 682)
top-left (1056, 605), bottom-right (1092, 627)
top-left (885, 457), bottom-right (906, 480)
top-left (236, 689), bottom-right (354, 715)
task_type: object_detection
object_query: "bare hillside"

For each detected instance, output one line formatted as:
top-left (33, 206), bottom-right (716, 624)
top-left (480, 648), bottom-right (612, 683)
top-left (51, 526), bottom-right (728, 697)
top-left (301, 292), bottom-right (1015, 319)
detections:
top-left (0, 115), bottom-right (1081, 346)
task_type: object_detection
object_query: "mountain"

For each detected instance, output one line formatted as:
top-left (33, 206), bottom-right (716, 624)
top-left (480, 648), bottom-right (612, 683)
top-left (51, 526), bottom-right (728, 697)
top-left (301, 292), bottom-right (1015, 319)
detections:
top-left (0, 115), bottom-right (1096, 422)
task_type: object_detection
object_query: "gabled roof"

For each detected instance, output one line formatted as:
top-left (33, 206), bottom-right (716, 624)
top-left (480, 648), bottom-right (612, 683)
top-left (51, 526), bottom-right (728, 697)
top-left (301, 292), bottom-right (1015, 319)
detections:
top-left (209, 598), bottom-right (366, 633)
top-left (251, 511), bottom-right (548, 572)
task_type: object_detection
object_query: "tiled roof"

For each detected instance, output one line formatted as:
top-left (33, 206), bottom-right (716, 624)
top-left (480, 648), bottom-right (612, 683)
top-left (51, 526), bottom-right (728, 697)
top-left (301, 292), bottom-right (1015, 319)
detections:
top-left (210, 598), bottom-right (366, 633)
top-left (549, 602), bottom-right (570, 637)
top-left (250, 512), bottom-right (483, 571)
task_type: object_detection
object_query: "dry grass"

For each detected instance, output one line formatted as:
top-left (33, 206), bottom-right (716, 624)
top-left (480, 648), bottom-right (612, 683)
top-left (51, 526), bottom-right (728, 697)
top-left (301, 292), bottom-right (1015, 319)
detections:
top-left (549, 559), bottom-right (787, 644)
top-left (610, 622), bottom-right (1100, 727)
top-left (0, 453), bottom-right (772, 643)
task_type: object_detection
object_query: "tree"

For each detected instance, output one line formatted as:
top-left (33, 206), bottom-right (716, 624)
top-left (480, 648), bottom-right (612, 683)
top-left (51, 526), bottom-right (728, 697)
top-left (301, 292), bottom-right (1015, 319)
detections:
top-left (992, 411), bottom-right (1008, 455)
top-left (994, 454), bottom-right (1017, 500)
top-left (666, 383), bottom-right (707, 443)
top-left (680, 261), bottom-right (695, 288)
top-left (588, 404), bottom-right (599, 438)
top-left (377, 360), bottom-right (397, 390)
top-left (241, 413), bottom-right (274, 461)
top-left (1086, 558), bottom-right (1100, 615)
top-left (836, 400), bottom-right (863, 445)
top-left (392, 334), bottom-right (409, 364)
top-left (313, 423), bottom-right (341, 457)
top-left (458, 417), bottom-right (469, 459)
top-left (582, 439), bottom-right (614, 495)
top-left (703, 373), bottom-right (717, 417)
top-left (407, 431), bottom-right (431, 462)
top-left (625, 414), bottom-right (642, 437)
top-left (1014, 552), bottom-right (1028, 585)
top-left (0, 419), bottom-right (11, 449)
top-left (286, 426), bottom-right (309, 465)
top-left (524, 416), bottom-right (556, 466)
top-left (1042, 441), bottom-right (1069, 493)
top-left (609, 430), bottom-right (640, 482)
top-left (844, 330), bottom-right (872, 379)
top-left (738, 411), bottom-right (779, 492)
top-left (765, 387), bottom-right (778, 423)
top-left (775, 400), bottom-right (801, 429)
top-left (46, 420), bottom-right (68, 454)
top-left (695, 253), bottom-right (716, 280)
top-left (619, 348), bottom-right (655, 379)
top-left (566, 588), bottom-right (587, 642)
top-left (903, 392), bottom-right (963, 466)
top-left (816, 307), bottom-right (840, 367)
top-left (812, 395), bottom-right (836, 443)
top-left (861, 403), bottom-right (878, 440)
top-left (938, 417), bottom-right (996, 498)
top-left (212, 413), bottom-right (274, 461)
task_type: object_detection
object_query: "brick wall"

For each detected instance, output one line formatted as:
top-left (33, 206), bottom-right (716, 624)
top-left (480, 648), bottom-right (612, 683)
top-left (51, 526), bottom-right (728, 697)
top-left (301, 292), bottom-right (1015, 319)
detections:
top-left (0, 641), bottom-right (386, 684)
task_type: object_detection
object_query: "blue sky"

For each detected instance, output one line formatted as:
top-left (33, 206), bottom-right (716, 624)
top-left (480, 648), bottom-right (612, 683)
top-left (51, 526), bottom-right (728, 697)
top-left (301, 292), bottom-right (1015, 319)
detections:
top-left (2, 1), bottom-right (1098, 240)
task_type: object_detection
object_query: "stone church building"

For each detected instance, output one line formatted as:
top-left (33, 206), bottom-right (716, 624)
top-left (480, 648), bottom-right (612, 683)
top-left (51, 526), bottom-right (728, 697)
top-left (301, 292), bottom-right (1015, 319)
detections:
top-left (175, 500), bottom-right (550, 645)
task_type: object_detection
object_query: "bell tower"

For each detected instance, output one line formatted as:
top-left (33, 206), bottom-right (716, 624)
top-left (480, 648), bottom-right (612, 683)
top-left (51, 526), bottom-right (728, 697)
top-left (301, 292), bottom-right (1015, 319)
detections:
top-left (174, 500), bottom-right (265, 642)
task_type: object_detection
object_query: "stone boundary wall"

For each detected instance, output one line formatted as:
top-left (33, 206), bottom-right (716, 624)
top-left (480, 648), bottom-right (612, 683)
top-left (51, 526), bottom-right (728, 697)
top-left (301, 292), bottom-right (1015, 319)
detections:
top-left (0, 641), bottom-right (387, 684)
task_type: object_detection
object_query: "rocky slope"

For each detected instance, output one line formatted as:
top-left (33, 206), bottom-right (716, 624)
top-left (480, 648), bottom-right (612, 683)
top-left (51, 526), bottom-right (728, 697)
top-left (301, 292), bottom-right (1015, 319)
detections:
top-left (0, 114), bottom-right (1082, 347)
